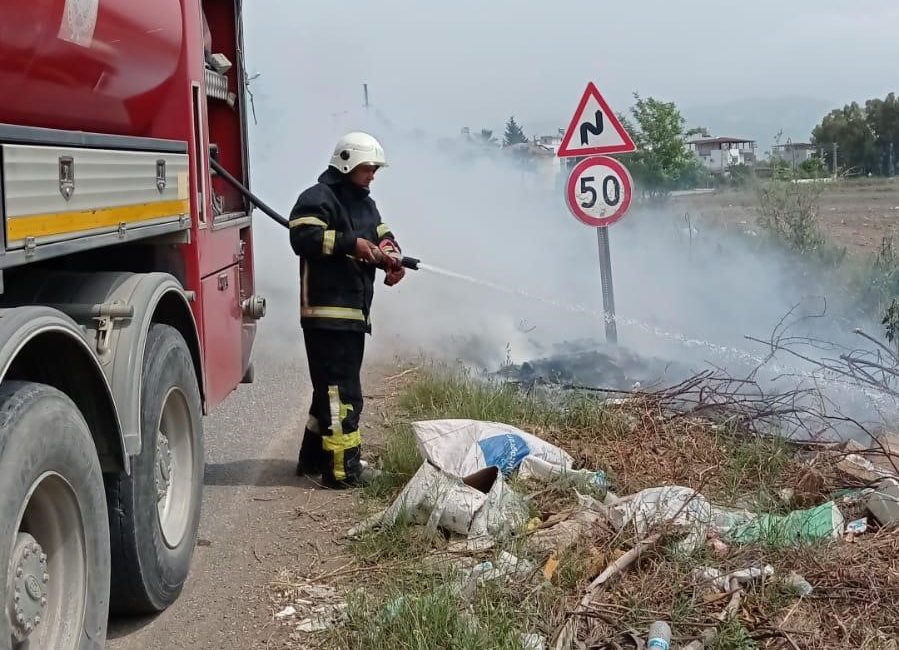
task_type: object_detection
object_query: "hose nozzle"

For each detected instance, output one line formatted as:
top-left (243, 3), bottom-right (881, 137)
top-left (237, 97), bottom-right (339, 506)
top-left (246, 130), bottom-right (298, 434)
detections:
top-left (401, 256), bottom-right (420, 270)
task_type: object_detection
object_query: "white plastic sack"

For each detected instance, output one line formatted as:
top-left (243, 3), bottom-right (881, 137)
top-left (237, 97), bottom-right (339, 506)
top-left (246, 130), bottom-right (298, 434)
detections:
top-left (518, 456), bottom-right (608, 489)
top-left (468, 472), bottom-right (530, 551)
top-left (348, 462), bottom-right (485, 537)
top-left (412, 419), bottom-right (575, 478)
top-left (609, 485), bottom-right (713, 553)
top-left (348, 462), bottom-right (528, 548)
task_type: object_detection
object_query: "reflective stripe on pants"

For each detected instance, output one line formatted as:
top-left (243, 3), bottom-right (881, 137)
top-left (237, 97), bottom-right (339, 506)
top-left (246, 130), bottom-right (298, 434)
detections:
top-left (301, 329), bottom-right (365, 482)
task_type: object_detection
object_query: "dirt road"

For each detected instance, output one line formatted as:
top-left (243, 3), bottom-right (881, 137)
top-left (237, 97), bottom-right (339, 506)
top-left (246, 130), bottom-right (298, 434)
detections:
top-left (106, 343), bottom-right (381, 649)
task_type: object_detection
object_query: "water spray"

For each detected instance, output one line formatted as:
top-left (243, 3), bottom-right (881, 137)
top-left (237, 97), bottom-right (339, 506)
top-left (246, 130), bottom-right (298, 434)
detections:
top-left (209, 156), bottom-right (890, 406)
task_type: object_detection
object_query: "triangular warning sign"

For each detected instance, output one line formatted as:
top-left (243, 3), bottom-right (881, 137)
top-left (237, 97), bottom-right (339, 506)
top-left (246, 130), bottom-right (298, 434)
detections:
top-left (557, 82), bottom-right (636, 158)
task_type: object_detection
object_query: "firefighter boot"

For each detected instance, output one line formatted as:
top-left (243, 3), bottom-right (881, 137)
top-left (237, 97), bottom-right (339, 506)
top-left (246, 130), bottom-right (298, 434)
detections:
top-left (296, 417), bottom-right (327, 476)
top-left (321, 460), bottom-right (382, 490)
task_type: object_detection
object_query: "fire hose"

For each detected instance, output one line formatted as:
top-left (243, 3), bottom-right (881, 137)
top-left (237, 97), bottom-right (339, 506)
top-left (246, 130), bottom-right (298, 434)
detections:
top-left (209, 157), bottom-right (421, 271)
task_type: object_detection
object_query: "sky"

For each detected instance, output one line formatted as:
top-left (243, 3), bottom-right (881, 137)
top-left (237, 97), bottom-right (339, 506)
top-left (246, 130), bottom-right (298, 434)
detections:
top-left (242, 0), bottom-right (899, 141)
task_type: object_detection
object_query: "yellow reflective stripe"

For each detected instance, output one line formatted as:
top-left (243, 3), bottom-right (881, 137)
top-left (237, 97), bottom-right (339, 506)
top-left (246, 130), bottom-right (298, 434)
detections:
top-left (301, 306), bottom-right (366, 321)
top-left (289, 215), bottom-right (327, 228)
top-left (327, 386), bottom-right (344, 480)
top-left (322, 229), bottom-right (336, 255)
top-left (377, 223), bottom-right (391, 238)
top-left (7, 199), bottom-right (189, 241)
top-left (325, 387), bottom-right (361, 481)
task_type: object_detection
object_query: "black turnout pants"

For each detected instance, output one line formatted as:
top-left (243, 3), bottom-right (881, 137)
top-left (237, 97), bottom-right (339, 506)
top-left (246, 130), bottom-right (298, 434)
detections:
top-left (299, 328), bottom-right (365, 482)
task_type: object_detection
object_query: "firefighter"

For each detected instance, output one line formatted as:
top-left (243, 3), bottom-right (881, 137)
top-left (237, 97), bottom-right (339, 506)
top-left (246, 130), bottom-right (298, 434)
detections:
top-left (288, 132), bottom-right (405, 488)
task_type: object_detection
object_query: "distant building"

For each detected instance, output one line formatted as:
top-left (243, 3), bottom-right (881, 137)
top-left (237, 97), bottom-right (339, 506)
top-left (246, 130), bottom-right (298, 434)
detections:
top-left (687, 136), bottom-right (757, 173)
top-left (771, 142), bottom-right (818, 168)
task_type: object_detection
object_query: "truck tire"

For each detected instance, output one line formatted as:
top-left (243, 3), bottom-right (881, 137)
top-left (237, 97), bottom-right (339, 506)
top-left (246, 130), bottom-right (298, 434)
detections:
top-left (107, 323), bottom-right (204, 613)
top-left (0, 381), bottom-right (110, 650)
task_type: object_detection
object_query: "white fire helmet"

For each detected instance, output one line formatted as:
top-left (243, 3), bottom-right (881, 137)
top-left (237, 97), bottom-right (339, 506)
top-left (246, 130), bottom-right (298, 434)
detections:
top-left (329, 132), bottom-right (388, 174)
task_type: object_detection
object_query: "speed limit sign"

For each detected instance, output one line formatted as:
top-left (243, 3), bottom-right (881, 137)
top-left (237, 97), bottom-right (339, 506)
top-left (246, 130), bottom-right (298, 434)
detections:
top-left (565, 155), bottom-right (634, 228)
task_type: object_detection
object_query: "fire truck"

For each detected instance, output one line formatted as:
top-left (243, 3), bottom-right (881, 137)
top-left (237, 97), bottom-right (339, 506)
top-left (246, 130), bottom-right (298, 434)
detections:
top-left (0, 1), bottom-right (264, 647)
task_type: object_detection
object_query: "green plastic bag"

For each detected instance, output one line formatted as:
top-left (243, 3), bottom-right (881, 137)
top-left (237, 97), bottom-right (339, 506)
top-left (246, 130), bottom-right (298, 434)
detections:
top-left (727, 501), bottom-right (844, 545)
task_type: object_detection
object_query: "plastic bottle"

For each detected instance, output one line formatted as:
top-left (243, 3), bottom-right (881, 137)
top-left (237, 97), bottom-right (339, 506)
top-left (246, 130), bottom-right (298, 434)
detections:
top-left (647, 621), bottom-right (671, 650)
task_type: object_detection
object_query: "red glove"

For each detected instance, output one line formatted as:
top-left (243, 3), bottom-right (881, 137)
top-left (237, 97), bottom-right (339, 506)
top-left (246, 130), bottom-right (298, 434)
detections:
top-left (378, 239), bottom-right (403, 273)
top-left (384, 267), bottom-right (405, 286)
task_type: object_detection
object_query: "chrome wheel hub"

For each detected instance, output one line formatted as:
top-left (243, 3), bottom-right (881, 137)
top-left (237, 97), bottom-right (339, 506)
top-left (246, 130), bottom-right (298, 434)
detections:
top-left (8, 533), bottom-right (48, 642)
top-left (156, 433), bottom-right (173, 505)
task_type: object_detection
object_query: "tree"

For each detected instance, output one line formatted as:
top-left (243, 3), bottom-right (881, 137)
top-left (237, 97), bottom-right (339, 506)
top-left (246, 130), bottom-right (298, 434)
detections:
top-left (502, 116), bottom-right (527, 146)
top-left (866, 93), bottom-right (899, 175)
top-left (811, 102), bottom-right (878, 175)
top-left (617, 93), bottom-right (703, 194)
top-left (476, 128), bottom-right (498, 145)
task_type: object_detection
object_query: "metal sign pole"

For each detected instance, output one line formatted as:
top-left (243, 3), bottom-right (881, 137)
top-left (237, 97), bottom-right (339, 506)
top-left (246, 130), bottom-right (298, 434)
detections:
top-left (558, 82), bottom-right (635, 346)
top-left (596, 226), bottom-right (617, 344)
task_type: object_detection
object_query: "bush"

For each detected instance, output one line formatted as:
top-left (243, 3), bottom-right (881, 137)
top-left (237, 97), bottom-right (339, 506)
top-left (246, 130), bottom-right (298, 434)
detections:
top-left (757, 180), bottom-right (826, 254)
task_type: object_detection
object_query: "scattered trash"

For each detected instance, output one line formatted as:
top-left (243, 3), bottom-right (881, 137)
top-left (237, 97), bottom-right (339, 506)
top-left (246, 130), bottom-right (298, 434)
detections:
top-left (778, 487), bottom-right (796, 505)
top-left (647, 620), bottom-right (671, 650)
top-left (726, 501), bottom-right (844, 544)
top-left (277, 584), bottom-right (347, 635)
top-left (845, 518), bottom-right (868, 535)
top-left (837, 452), bottom-right (893, 484)
top-left (412, 419), bottom-right (580, 478)
top-left (296, 602), bottom-right (348, 633)
top-left (856, 434), bottom-right (899, 476)
top-left (520, 633), bottom-right (546, 650)
top-left (475, 551), bottom-right (536, 583)
top-left (575, 489), bottom-right (616, 511)
top-left (784, 571), bottom-right (813, 596)
top-left (867, 478), bottom-right (899, 526)
top-left (608, 486), bottom-right (712, 553)
top-left (693, 564), bottom-right (774, 592)
top-left (833, 486), bottom-right (876, 509)
top-left (461, 552), bottom-right (537, 599)
top-left (692, 566), bottom-right (727, 592)
top-left (518, 455), bottom-right (608, 490)
top-left (542, 552), bottom-right (559, 581)
top-left (467, 469), bottom-right (531, 551)
top-left (707, 535), bottom-right (730, 557)
top-left (729, 564), bottom-right (775, 584)
top-left (348, 462), bottom-right (528, 550)
top-left (528, 507), bottom-right (607, 554)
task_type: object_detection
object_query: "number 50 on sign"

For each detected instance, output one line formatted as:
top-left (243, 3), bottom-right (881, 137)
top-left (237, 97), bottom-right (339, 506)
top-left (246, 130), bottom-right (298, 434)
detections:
top-left (565, 156), bottom-right (634, 228)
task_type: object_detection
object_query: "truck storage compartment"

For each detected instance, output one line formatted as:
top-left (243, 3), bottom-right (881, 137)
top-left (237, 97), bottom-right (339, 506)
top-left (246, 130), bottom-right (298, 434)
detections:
top-left (200, 264), bottom-right (242, 408)
top-left (1, 143), bottom-right (190, 260)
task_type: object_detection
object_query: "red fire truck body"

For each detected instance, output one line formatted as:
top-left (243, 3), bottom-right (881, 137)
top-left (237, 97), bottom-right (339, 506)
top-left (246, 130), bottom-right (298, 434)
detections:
top-left (0, 1), bottom-right (263, 647)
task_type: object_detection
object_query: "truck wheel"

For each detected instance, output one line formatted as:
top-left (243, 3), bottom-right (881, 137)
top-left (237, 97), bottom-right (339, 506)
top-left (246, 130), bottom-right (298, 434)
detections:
top-left (107, 324), bottom-right (203, 613)
top-left (0, 381), bottom-right (110, 650)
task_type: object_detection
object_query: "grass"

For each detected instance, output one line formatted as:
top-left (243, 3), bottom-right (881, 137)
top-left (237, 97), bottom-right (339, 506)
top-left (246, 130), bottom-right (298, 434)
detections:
top-left (363, 422), bottom-right (422, 498)
top-left (718, 431), bottom-right (795, 513)
top-left (349, 509), bottom-right (440, 566)
top-left (707, 617), bottom-right (758, 650)
top-left (299, 368), bottom-right (899, 649)
top-left (330, 572), bottom-right (530, 650)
